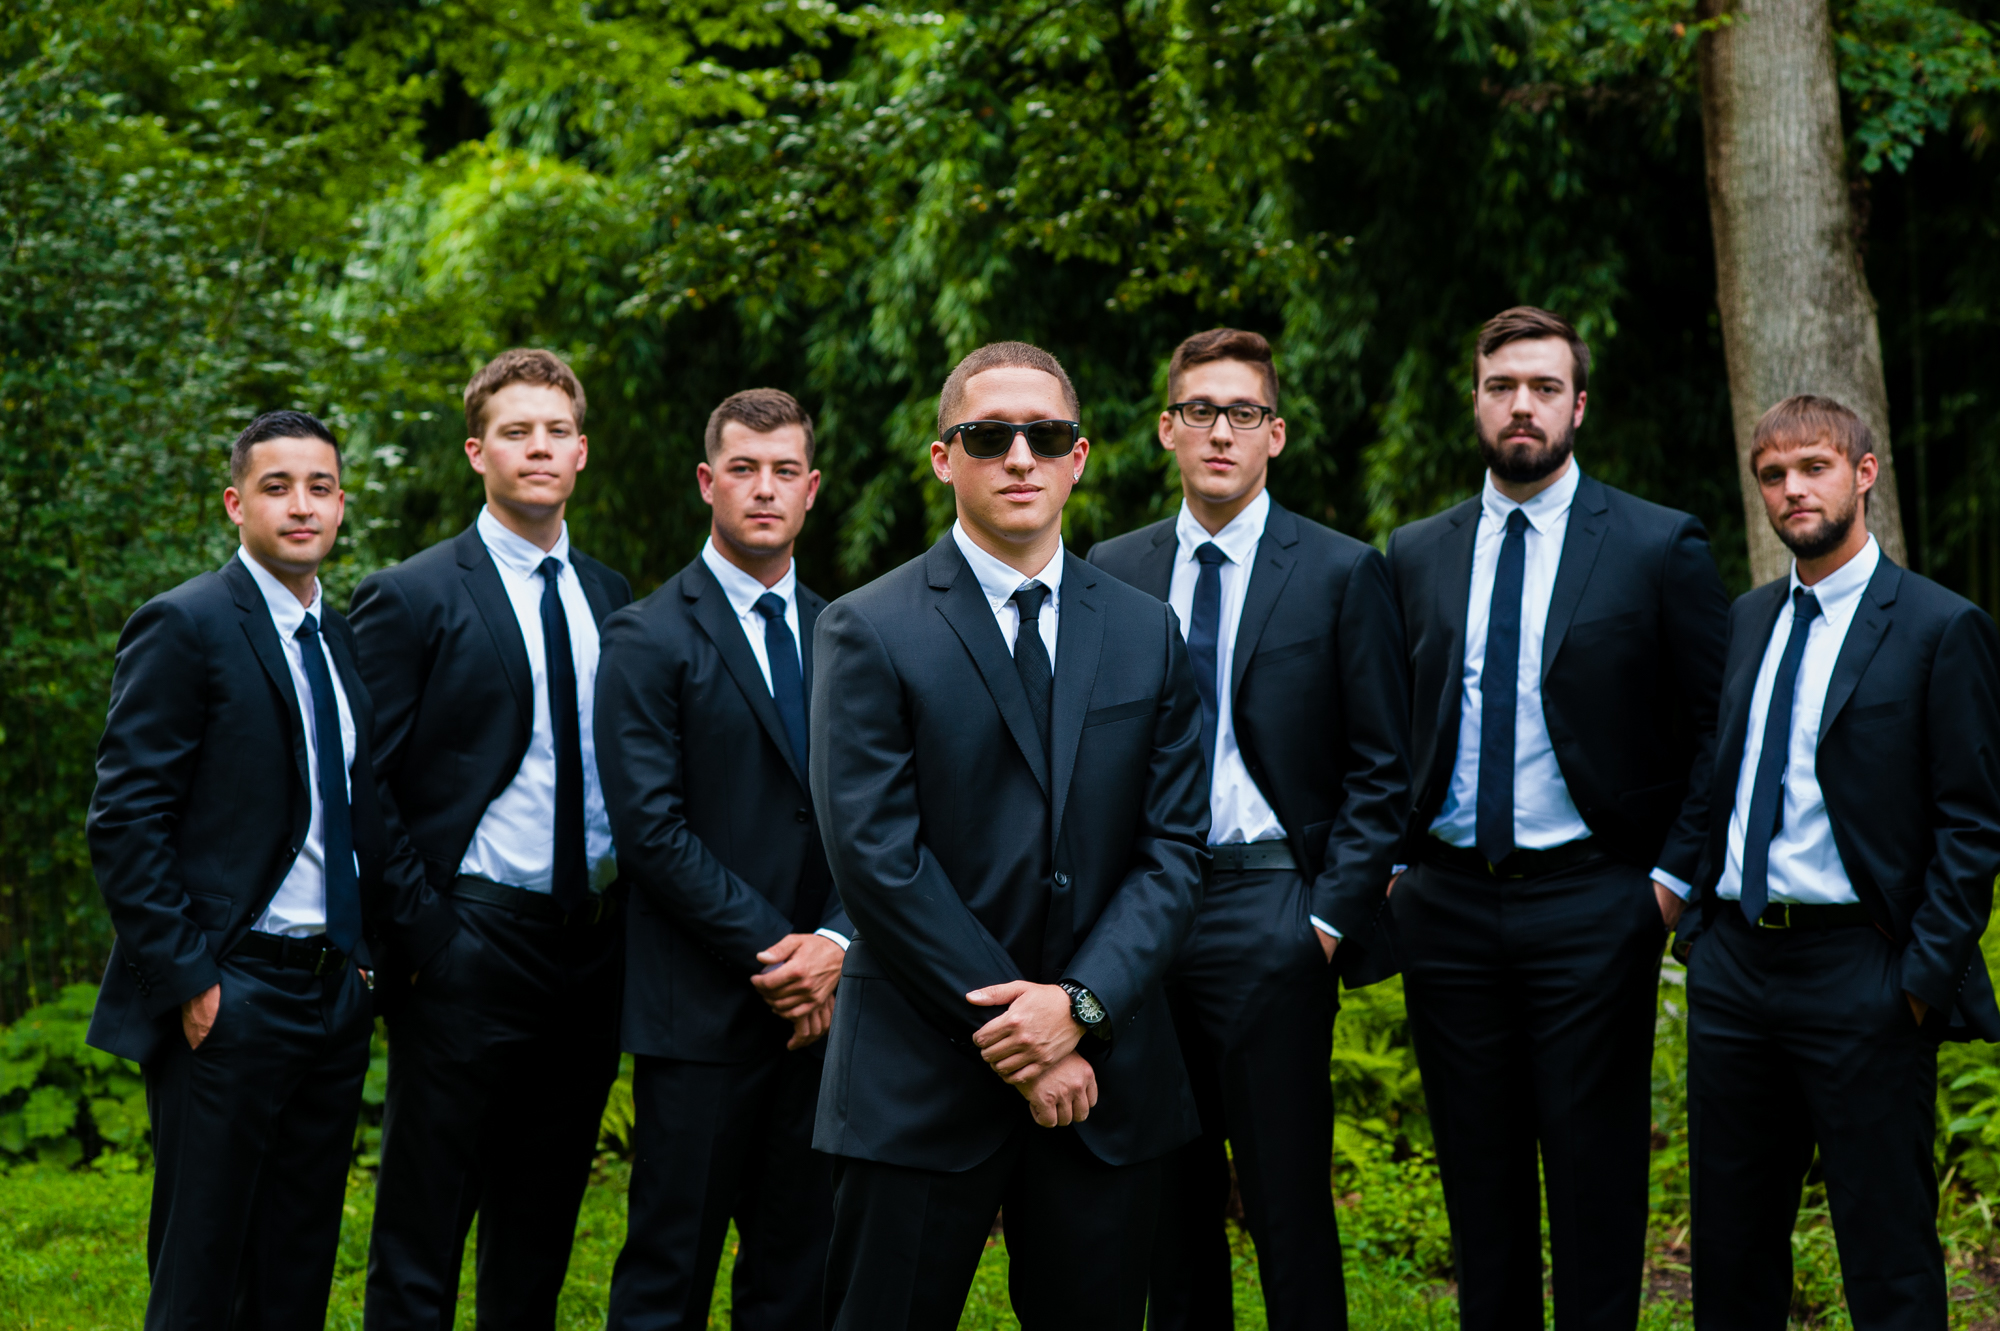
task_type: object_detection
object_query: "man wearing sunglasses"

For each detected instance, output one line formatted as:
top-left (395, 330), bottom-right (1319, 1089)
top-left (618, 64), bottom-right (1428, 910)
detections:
top-left (1089, 328), bottom-right (1411, 1331)
top-left (809, 341), bottom-right (1210, 1329)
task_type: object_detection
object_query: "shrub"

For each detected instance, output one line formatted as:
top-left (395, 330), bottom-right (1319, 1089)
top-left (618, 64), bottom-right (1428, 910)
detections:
top-left (0, 983), bottom-right (146, 1169)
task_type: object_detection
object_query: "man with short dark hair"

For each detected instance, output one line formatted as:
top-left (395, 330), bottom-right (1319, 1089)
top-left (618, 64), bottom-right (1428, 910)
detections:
top-left (811, 341), bottom-right (1210, 1329)
top-left (354, 348), bottom-right (634, 1330)
top-left (1386, 307), bottom-right (1731, 1328)
top-left (1090, 327), bottom-right (1409, 1331)
top-left (1678, 394), bottom-right (2000, 1330)
top-left (597, 387), bottom-right (847, 1330)
top-left (87, 411), bottom-right (455, 1331)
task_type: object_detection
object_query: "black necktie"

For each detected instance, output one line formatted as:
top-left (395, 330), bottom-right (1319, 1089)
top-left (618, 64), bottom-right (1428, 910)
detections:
top-left (1476, 508), bottom-right (1530, 867)
top-left (754, 592), bottom-right (809, 773)
top-left (1187, 542), bottom-right (1227, 769)
top-left (1011, 583), bottom-right (1054, 765)
top-left (295, 615), bottom-right (360, 954)
top-left (538, 558), bottom-right (588, 914)
top-left (1739, 588), bottom-right (1823, 923)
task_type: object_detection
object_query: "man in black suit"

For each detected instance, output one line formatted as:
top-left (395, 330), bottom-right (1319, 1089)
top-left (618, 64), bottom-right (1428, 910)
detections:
top-left (1676, 395), bottom-right (2000, 1330)
top-left (810, 341), bottom-right (1211, 1330)
top-left (1088, 328), bottom-right (1408, 1331)
top-left (86, 411), bottom-right (455, 1331)
top-left (596, 388), bottom-right (849, 1330)
top-left (1385, 307), bottom-right (1730, 1329)
top-left (352, 349), bottom-right (633, 1330)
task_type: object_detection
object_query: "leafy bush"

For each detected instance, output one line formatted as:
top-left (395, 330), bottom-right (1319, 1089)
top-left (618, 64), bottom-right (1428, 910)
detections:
top-left (0, 984), bottom-right (145, 1169)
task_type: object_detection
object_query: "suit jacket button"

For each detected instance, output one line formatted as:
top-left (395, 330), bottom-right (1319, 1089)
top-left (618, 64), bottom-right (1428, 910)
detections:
top-left (794, 808), bottom-right (810, 824)
top-left (1054, 872), bottom-right (1071, 888)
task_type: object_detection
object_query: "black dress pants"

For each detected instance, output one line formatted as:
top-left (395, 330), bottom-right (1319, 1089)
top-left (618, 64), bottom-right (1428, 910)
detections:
top-left (1392, 853), bottom-right (1665, 1331)
top-left (364, 896), bottom-right (622, 1330)
top-left (1148, 867), bottom-right (1344, 1331)
top-left (1687, 909), bottom-right (1945, 1330)
top-left (825, 1123), bottom-right (1163, 1331)
top-left (143, 950), bottom-right (371, 1331)
top-left (605, 1048), bottom-right (833, 1330)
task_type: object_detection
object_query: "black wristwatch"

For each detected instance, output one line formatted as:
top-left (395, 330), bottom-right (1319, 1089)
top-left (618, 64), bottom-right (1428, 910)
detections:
top-left (1059, 980), bottom-right (1111, 1041)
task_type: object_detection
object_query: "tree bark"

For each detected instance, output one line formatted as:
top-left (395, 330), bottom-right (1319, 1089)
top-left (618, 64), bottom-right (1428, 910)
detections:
top-left (1698, 0), bottom-right (1907, 585)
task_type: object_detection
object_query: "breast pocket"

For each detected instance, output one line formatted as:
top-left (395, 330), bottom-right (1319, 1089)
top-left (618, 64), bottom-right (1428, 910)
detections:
top-left (1083, 699), bottom-right (1152, 729)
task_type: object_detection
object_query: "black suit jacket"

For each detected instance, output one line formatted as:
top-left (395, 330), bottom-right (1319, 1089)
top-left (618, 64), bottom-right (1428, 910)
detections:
top-left (85, 557), bottom-right (455, 1065)
top-left (1386, 472), bottom-right (1730, 882)
top-left (348, 523), bottom-right (632, 890)
top-left (595, 556), bottom-right (851, 1062)
top-left (1676, 558), bottom-right (2000, 1040)
top-left (1087, 498), bottom-right (1412, 984)
top-left (808, 534), bottom-right (1210, 1171)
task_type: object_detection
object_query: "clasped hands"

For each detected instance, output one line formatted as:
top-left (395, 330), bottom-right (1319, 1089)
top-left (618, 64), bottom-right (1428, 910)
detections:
top-left (751, 933), bottom-right (844, 1049)
top-left (967, 981), bottom-right (1097, 1128)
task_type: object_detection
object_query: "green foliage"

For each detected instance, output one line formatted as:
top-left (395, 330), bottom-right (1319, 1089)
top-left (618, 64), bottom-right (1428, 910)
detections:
top-left (0, 984), bottom-right (144, 1167)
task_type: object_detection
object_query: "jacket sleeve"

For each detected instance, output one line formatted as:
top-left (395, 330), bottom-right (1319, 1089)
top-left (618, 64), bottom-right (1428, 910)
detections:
top-left (84, 598), bottom-right (221, 1015)
top-left (1652, 515), bottom-right (1732, 886)
top-left (1062, 607), bottom-right (1211, 1032)
top-left (1900, 604), bottom-right (2000, 1013)
top-left (809, 598), bottom-right (1025, 1037)
top-left (1310, 548), bottom-right (1413, 936)
top-left (595, 609), bottom-right (794, 969)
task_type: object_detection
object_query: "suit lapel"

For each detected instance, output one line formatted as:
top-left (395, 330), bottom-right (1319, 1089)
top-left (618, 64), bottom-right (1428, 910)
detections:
top-left (799, 586), bottom-right (824, 704)
top-left (1819, 559), bottom-right (1902, 741)
top-left (574, 556), bottom-right (618, 627)
top-left (1229, 501), bottom-right (1299, 702)
top-left (225, 558), bottom-right (309, 793)
top-left (1049, 553), bottom-right (1107, 846)
top-left (685, 560), bottom-right (808, 789)
top-left (1540, 475), bottom-right (1609, 683)
top-left (929, 537), bottom-right (1051, 798)
top-left (1432, 499), bottom-right (1481, 763)
top-left (455, 527), bottom-right (534, 733)
top-left (1136, 523), bottom-right (1177, 601)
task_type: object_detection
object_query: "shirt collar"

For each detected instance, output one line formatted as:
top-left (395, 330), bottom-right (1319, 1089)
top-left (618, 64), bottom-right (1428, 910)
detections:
top-left (236, 547), bottom-right (320, 637)
top-left (1174, 487), bottom-right (1269, 568)
top-left (700, 536), bottom-right (797, 618)
top-left (477, 505), bottom-right (571, 580)
top-left (951, 521), bottom-right (1064, 612)
top-left (1789, 534), bottom-right (1880, 625)
top-left (1481, 460), bottom-right (1582, 535)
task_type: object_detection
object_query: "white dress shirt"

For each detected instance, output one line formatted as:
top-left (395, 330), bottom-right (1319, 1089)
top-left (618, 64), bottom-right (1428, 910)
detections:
top-left (700, 537), bottom-right (801, 692)
top-left (952, 521), bottom-right (1062, 665)
top-left (457, 507), bottom-right (616, 894)
top-left (1714, 537), bottom-right (1881, 906)
top-left (1166, 492), bottom-right (1339, 939)
top-left (237, 549), bottom-right (355, 939)
top-left (697, 537), bottom-right (849, 951)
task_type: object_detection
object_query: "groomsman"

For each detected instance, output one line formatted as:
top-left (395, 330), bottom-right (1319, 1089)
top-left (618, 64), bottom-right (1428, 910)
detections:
top-left (1089, 328), bottom-right (1409, 1331)
top-left (596, 388), bottom-right (849, 1330)
top-left (1678, 395), bottom-right (2000, 1330)
top-left (86, 411), bottom-right (455, 1330)
top-left (1385, 307), bottom-right (1729, 1329)
top-left (810, 341), bottom-right (1211, 1329)
top-left (352, 349), bottom-right (633, 1329)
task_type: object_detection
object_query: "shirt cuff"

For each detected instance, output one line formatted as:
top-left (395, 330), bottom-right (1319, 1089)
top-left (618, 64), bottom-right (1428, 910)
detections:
top-left (1650, 868), bottom-right (1693, 901)
top-left (814, 928), bottom-right (852, 951)
top-left (1390, 864), bottom-right (1409, 877)
top-left (1308, 915), bottom-right (1343, 941)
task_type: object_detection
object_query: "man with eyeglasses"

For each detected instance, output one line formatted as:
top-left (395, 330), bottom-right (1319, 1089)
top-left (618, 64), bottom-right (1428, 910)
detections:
top-left (809, 341), bottom-right (1210, 1329)
top-left (1089, 328), bottom-right (1411, 1331)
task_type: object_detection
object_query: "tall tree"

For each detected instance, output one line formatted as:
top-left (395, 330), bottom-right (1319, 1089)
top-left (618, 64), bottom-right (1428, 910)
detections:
top-left (1698, 0), bottom-right (1908, 582)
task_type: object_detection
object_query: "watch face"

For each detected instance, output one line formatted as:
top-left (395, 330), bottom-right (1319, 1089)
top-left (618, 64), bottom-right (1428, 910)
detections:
top-left (1074, 988), bottom-right (1106, 1024)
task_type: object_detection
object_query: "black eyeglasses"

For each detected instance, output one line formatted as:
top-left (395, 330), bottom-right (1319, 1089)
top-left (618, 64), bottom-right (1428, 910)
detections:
top-left (942, 419), bottom-right (1082, 459)
top-left (1168, 401), bottom-right (1275, 430)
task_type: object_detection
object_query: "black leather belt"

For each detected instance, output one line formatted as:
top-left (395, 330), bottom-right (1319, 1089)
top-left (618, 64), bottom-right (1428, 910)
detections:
top-left (1753, 901), bottom-right (1874, 930)
top-left (1423, 837), bottom-right (1606, 880)
top-left (1209, 840), bottom-right (1297, 873)
top-left (451, 875), bottom-right (620, 926)
top-left (234, 931), bottom-right (351, 976)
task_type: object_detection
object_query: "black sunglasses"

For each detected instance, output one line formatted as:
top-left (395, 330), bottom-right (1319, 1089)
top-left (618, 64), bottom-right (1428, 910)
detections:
top-left (942, 419), bottom-right (1082, 460)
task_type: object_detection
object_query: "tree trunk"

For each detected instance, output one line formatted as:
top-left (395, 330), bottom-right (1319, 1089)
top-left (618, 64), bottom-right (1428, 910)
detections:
top-left (1698, 0), bottom-right (1907, 585)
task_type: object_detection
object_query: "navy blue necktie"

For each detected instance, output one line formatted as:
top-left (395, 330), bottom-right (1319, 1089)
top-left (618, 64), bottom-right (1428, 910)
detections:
top-left (1011, 583), bottom-right (1054, 765)
top-left (1187, 542), bottom-right (1227, 767)
top-left (1476, 508), bottom-right (1530, 867)
top-left (754, 592), bottom-right (809, 773)
top-left (538, 558), bottom-right (588, 914)
top-left (295, 615), bottom-right (361, 954)
top-left (1739, 588), bottom-right (1823, 923)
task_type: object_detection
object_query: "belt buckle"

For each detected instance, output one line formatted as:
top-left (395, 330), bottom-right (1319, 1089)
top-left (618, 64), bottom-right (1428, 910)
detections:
top-left (1759, 903), bottom-right (1793, 930)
